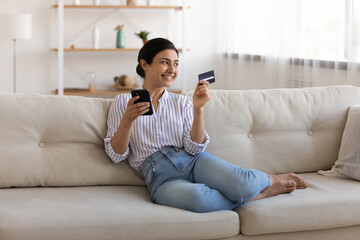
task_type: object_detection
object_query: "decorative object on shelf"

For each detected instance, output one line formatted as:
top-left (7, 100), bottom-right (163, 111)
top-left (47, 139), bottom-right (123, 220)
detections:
top-left (135, 30), bottom-right (150, 45)
top-left (94, 0), bottom-right (101, 5)
top-left (146, 0), bottom-right (152, 6)
top-left (73, 0), bottom-right (80, 5)
top-left (86, 71), bottom-right (96, 92)
top-left (115, 25), bottom-right (125, 48)
top-left (91, 25), bottom-right (100, 49)
top-left (113, 75), bottom-right (137, 89)
top-left (69, 39), bottom-right (76, 49)
top-left (0, 13), bottom-right (32, 93)
top-left (127, 0), bottom-right (137, 6)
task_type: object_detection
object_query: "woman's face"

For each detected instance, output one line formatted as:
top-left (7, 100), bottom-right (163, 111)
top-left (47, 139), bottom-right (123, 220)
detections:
top-left (142, 49), bottom-right (179, 88)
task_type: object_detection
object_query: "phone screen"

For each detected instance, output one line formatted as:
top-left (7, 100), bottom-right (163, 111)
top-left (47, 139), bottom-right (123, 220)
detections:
top-left (131, 89), bottom-right (154, 115)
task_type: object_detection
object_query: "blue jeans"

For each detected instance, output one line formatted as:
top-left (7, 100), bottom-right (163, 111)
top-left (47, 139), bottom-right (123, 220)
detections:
top-left (141, 146), bottom-right (271, 213)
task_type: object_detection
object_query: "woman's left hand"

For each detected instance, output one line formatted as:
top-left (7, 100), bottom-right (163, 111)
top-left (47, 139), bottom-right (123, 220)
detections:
top-left (193, 81), bottom-right (210, 110)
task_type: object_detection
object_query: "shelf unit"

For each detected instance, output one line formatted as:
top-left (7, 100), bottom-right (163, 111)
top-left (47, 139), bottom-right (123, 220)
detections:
top-left (52, 0), bottom-right (186, 96)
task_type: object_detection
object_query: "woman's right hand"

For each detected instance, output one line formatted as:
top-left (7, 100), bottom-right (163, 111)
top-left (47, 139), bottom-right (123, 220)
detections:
top-left (111, 95), bottom-right (149, 155)
top-left (122, 96), bottom-right (151, 124)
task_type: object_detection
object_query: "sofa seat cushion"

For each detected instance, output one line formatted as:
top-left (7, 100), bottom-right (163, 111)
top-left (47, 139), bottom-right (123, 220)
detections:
top-left (237, 173), bottom-right (360, 235)
top-left (0, 186), bottom-right (239, 240)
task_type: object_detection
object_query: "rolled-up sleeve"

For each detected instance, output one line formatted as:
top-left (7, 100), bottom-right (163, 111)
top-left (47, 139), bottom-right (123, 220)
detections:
top-left (104, 138), bottom-right (129, 163)
top-left (182, 97), bottom-right (210, 155)
top-left (183, 131), bottom-right (210, 155)
top-left (104, 95), bottom-right (129, 163)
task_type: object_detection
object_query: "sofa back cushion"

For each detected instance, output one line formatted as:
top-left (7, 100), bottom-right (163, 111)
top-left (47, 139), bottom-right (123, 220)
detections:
top-left (0, 94), bottom-right (145, 188)
top-left (185, 85), bottom-right (360, 174)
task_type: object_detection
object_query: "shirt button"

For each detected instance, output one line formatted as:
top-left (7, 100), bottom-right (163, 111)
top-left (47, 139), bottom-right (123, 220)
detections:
top-left (308, 130), bottom-right (313, 136)
top-left (39, 142), bottom-right (45, 148)
top-left (247, 133), bottom-right (253, 138)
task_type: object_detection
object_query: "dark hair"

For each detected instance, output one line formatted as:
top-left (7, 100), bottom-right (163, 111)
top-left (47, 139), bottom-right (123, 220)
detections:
top-left (136, 38), bottom-right (179, 78)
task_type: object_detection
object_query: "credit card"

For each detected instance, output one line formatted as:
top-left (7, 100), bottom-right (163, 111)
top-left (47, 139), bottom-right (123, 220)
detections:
top-left (198, 70), bottom-right (215, 84)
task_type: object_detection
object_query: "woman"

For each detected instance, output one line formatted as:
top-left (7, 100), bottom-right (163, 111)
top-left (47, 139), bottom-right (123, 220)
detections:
top-left (104, 38), bottom-right (307, 213)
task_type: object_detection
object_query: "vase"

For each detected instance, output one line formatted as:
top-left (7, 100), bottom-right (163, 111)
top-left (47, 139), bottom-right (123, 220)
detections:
top-left (73, 0), bottom-right (80, 5)
top-left (127, 0), bottom-right (137, 6)
top-left (94, 0), bottom-right (100, 5)
top-left (92, 26), bottom-right (100, 49)
top-left (116, 29), bottom-right (125, 48)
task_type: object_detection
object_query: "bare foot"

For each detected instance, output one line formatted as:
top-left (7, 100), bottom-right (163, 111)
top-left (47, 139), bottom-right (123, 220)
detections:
top-left (275, 173), bottom-right (307, 189)
top-left (251, 173), bottom-right (307, 201)
top-left (251, 179), bottom-right (296, 201)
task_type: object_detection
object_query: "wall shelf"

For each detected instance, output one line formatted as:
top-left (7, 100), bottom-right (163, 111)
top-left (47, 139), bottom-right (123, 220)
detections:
top-left (50, 48), bottom-right (183, 52)
top-left (52, 89), bottom-right (182, 97)
top-left (51, 5), bottom-right (183, 10)
top-left (51, 48), bottom-right (140, 52)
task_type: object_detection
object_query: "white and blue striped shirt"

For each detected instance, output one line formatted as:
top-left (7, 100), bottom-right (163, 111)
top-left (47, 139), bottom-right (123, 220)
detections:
top-left (104, 90), bottom-right (210, 172)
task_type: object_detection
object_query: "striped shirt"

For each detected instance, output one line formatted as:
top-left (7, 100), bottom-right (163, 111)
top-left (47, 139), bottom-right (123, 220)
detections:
top-left (104, 90), bottom-right (210, 172)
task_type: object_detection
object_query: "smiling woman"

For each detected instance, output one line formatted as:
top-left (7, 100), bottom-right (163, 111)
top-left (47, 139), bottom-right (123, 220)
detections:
top-left (103, 37), bottom-right (307, 213)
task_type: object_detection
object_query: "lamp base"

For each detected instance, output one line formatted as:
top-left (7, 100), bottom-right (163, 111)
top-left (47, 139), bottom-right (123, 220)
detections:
top-left (13, 39), bottom-right (17, 93)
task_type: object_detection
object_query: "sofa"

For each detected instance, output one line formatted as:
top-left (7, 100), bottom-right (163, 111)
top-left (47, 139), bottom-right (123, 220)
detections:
top-left (0, 85), bottom-right (360, 240)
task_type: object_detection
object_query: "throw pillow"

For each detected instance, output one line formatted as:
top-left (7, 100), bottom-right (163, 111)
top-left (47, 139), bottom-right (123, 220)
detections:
top-left (318, 105), bottom-right (360, 181)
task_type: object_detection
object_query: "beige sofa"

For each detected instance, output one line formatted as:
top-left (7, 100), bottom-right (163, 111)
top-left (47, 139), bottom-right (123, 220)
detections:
top-left (1, 85), bottom-right (360, 240)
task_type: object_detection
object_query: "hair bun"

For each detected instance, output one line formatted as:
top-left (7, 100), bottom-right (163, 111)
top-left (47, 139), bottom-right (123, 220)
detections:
top-left (136, 63), bottom-right (145, 78)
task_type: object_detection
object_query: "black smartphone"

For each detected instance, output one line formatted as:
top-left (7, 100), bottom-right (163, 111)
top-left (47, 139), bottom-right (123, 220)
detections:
top-left (131, 89), bottom-right (153, 115)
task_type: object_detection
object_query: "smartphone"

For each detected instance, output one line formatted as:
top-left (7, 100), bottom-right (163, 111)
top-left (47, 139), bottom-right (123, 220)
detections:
top-left (131, 89), bottom-right (153, 115)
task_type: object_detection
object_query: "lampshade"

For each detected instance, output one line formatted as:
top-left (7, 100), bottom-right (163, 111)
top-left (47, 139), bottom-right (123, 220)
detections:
top-left (0, 14), bottom-right (32, 40)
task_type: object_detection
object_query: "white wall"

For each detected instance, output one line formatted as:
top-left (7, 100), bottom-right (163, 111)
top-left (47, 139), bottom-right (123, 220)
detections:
top-left (0, 0), bottom-right (218, 94)
top-left (2, 1), bottom-right (354, 94)
top-left (0, 0), bottom-right (54, 93)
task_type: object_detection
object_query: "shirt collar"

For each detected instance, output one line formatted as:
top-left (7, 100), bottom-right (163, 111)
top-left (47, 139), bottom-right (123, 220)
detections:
top-left (158, 89), bottom-right (169, 102)
top-left (140, 85), bottom-right (169, 102)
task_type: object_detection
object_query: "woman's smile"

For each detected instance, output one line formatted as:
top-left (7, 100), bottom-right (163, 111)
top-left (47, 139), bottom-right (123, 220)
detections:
top-left (162, 75), bottom-right (175, 81)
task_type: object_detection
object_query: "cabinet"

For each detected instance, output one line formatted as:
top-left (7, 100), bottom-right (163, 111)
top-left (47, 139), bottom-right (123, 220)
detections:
top-left (51, 0), bottom-right (187, 96)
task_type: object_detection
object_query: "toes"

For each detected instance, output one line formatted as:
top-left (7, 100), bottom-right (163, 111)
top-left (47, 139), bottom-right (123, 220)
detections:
top-left (288, 180), bottom-right (296, 187)
top-left (297, 178), bottom-right (307, 189)
top-left (287, 180), bottom-right (297, 192)
top-left (289, 173), bottom-right (307, 189)
top-left (298, 181), bottom-right (307, 189)
top-left (281, 180), bottom-right (296, 193)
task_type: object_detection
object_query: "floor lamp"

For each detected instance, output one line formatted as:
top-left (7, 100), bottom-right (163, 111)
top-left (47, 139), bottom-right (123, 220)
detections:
top-left (0, 14), bottom-right (32, 93)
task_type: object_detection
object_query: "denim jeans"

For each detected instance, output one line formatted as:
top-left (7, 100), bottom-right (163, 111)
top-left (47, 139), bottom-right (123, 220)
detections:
top-left (141, 146), bottom-right (271, 213)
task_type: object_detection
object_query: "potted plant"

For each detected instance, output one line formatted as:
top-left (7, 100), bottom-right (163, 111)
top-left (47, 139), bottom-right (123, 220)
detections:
top-left (135, 31), bottom-right (150, 44)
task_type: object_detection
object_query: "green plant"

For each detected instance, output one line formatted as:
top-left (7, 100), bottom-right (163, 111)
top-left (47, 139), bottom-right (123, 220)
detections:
top-left (135, 31), bottom-right (150, 40)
